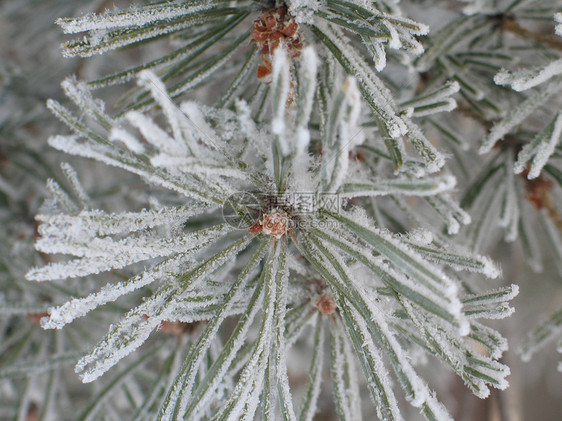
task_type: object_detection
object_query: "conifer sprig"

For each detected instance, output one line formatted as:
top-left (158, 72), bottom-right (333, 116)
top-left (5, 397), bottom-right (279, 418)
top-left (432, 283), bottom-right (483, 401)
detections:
top-left (24, 58), bottom-right (516, 419)
top-left (54, 0), bottom-right (461, 173)
top-left (2, 0), bottom-right (562, 420)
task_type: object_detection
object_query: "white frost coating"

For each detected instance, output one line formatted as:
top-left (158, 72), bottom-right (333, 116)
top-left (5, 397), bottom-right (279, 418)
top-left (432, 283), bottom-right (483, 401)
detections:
top-left (318, 227), bottom-right (465, 331)
top-left (137, 70), bottom-right (202, 156)
top-left (171, 304), bottom-right (247, 325)
top-left (406, 229), bottom-right (434, 246)
top-left (403, 81), bottom-right (460, 116)
top-left (404, 120), bottom-right (445, 172)
top-left (470, 321), bottom-right (508, 359)
top-left (314, 21), bottom-right (408, 138)
top-left (339, 208), bottom-right (465, 320)
top-left (331, 319), bottom-right (362, 420)
top-left (422, 392), bottom-right (454, 421)
top-left (345, 78), bottom-right (362, 147)
top-left (236, 361), bottom-right (267, 421)
top-left (35, 214), bottom-right (205, 257)
top-left (371, 42), bottom-right (387, 72)
top-left (287, 0), bottom-right (319, 24)
top-left (322, 77), bottom-right (363, 194)
top-left (27, 224), bottom-right (230, 281)
top-left (355, 0), bottom-right (429, 35)
top-left (45, 178), bottom-right (77, 213)
top-left (556, 13), bottom-right (562, 37)
top-left (528, 112), bottom-right (562, 179)
top-left (179, 102), bottom-right (220, 150)
top-left (271, 48), bottom-right (290, 155)
top-left (125, 111), bottom-right (187, 157)
top-left (41, 253), bottom-right (195, 329)
top-left (161, 252), bottom-right (265, 420)
top-left (462, 285), bottom-right (519, 321)
top-left (514, 115), bottom-right (558, 176)
top-left (406, 81), bottom-right (459, 108)
top-left (110, 126), bottom-right (145, 154)
top-left (466, 304), bottom-right (515, 320)
top-left (235, 99), bottom-right (269, 159)
top-left (349, 277), bottom-right (430, 407)
top-left (35, 205), bottom-right (206, 238)
top-left (470, 351), bottom-right (510, 389)
top-left (397, 30), bottom-right (425, 56)
top-left (150, 155), bottom-right (249, 180)
top-left (47, 135), bottom-right (210, 202)
top-left (60, 78), bottom-right (111, 124)
top-left (60, 163), bottom-right (90, 206)
top-left (295, 126), bottom-right (310, 155)
top-left (436, 205), bottom-right (461, 235)
top-left (480, 256), bottom-right (501, 279)
top-left (63, 18), bottom-right (202, 57)
top-left (473, 359), bottom-right (511, 391)
top-left (339, 175), bottom-right (456, 197)
top-left (494, 59), bottom-right (562, 91)
top-left (214, 244), bottom-right (279, 421)
top-left (405, 300), bottom-right (509, 398)
top-left (173, 247), bottom-right (275, 419)
top-left (432, 194), bottom-right (472, 234)
top-left (384, 21), bottom-right (402, 50)
top-left (330, 322), bottom-right (351, 419)
top-left (76, 284), bottom-right (177, 383)
top-left (345, 304), bottom-right (404, 421)
top-left (272, 252), bottom-right (297, 421)
top-left (56, 2), bottom-right (214, 33)
top-left (296, 47), bottom-right (318, 139)
top-left (480, 79), bottom-right (562, 154)
top-left (299, 47), bottom-right (318, 115)
top-left (299, 321), bottom-right (324, 421)
top-left (77, 236), bottom-right (252, 383)
top-left (411, 239), bottom-right (501, 279)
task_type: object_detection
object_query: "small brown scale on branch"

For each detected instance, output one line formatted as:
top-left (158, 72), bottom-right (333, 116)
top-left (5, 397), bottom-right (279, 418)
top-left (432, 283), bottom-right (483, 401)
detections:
top-left (315, 291), bottom-right (337, 315)
top-left (248, 210), bottom-right (290, 239)
top-left (247, 193), bottom-right (301, 239)
top-left (315, 144), bottom-right (367, 167)
top-left (308, 281), bottom-right (338, 315)
top-left (250, 7), bottom-right (303, 80)
top-left (25, 402), bottom-right (39, 421)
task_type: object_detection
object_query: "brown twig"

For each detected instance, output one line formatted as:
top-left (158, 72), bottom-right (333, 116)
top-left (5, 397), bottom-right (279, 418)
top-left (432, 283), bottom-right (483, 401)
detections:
top-left (501, 17), bottom-right (562, 51)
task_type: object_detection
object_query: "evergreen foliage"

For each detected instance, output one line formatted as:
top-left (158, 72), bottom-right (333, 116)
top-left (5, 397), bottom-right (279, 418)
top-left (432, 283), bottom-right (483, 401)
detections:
top-left (1, 0), bottom-right (561, 420)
